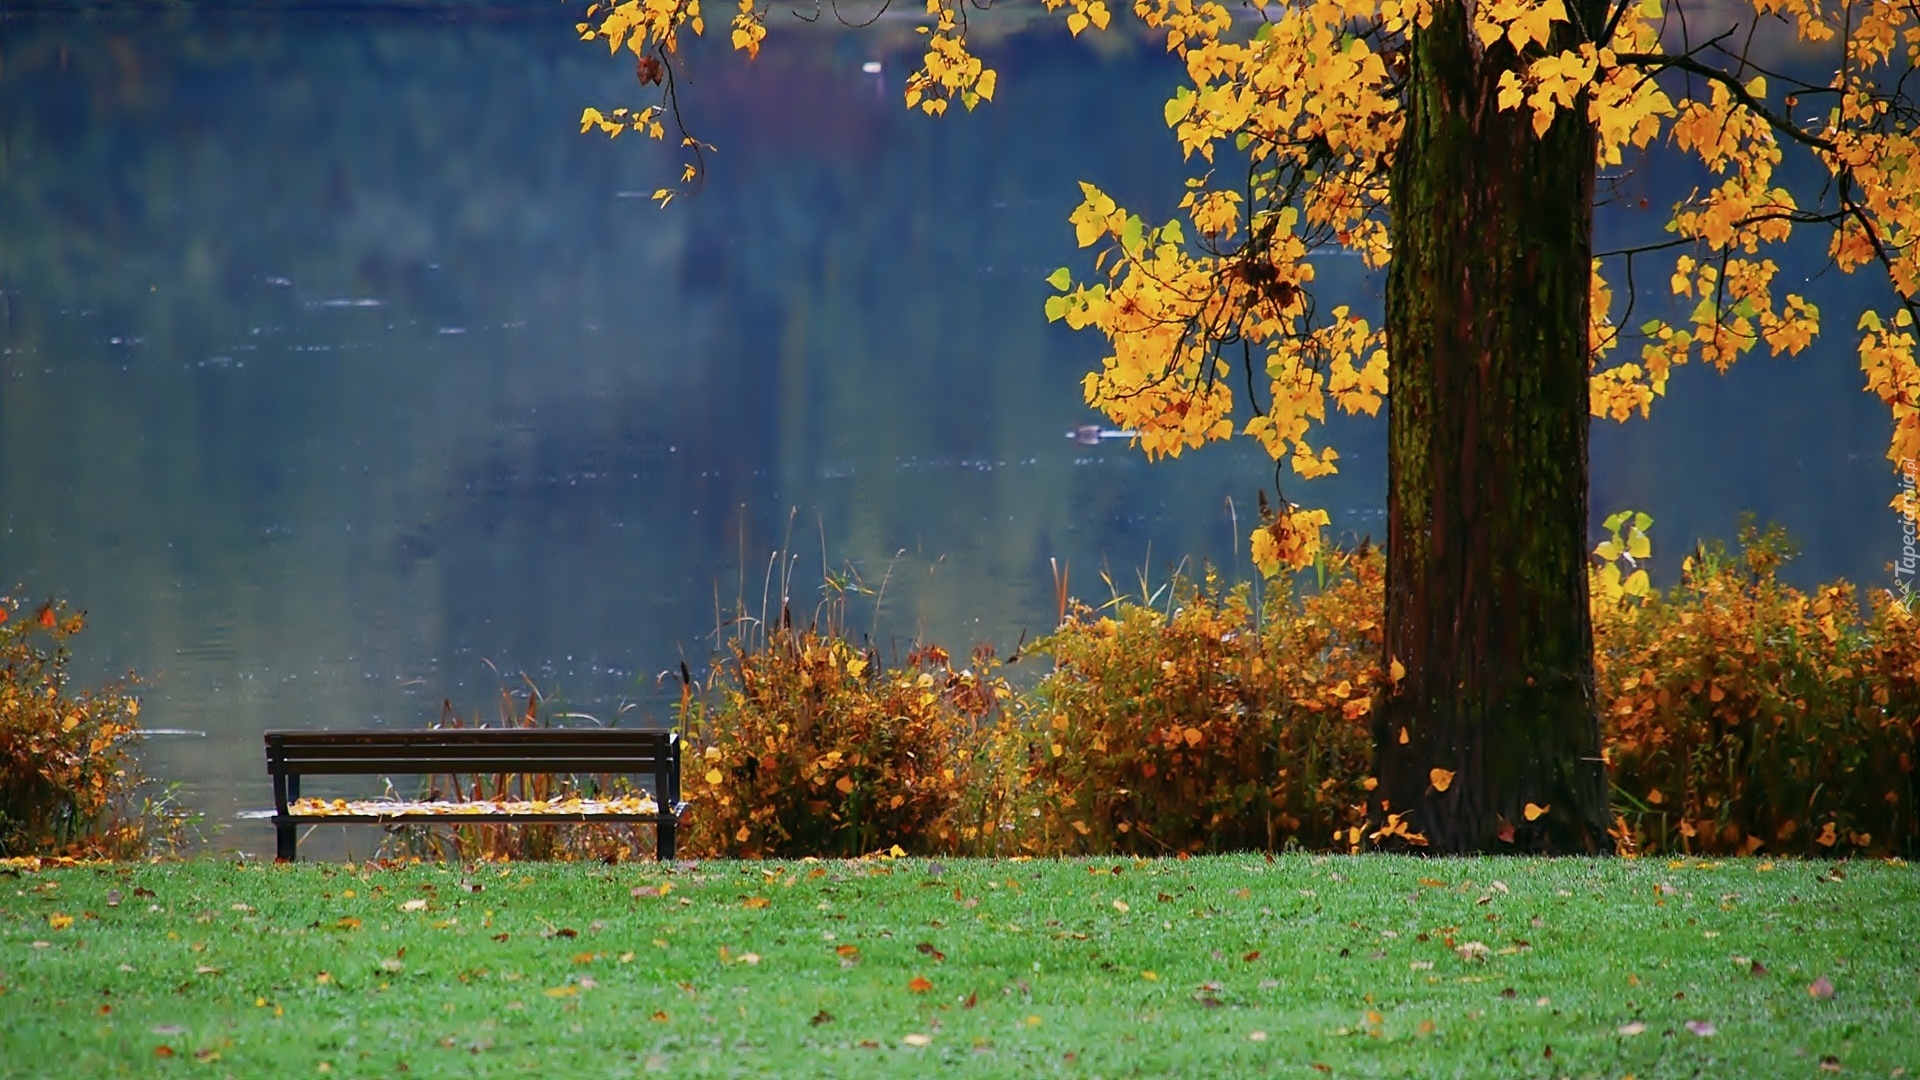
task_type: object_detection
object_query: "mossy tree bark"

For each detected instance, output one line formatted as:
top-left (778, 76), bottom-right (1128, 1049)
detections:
top-left (1375, 0), bottom-right (1614, 853)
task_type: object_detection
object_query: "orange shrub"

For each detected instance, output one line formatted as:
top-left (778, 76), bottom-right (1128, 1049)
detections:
top-left (996, 553), bottom-right (1381, 855)
top-left (678, 623), bottom-right (1004, 859)
top-left (0, 596), bottom-right (154, 858)
top-left (1595, 519), bottom-right (1920, 857)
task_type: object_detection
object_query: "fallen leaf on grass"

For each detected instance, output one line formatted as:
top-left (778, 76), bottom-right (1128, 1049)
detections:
top-left (907, 976), bottom-right (933, 994)
top-left (738, 952), bottom-right (761, 965)
top-left (544, 985), bottom-right (578, 998)
top-left (1618, 1021), bottom-right (1646, 1036)
top-left (1685, 1020), bottom-right (1716, 1037)
top-left (152, 1025), bottom-right (186, 1036)
top-left (194, 965), bottom-right (222, 976)
top-left (1243, 951), bottom-right (1261, 962)
top-left (809, 1010), bottom-right (833, 1026)
top-left (47, 913), bottom-right (72, 931)
top-left (1808, 976), bottom-right (1835, 1000)
top-left (1820, 1055), bottom-right (1843, 1072)
top-left (1112, 900), bottom-right (1130, 913)
top-left (153, 1047), bottom-right (175, 1059)
top-left (916, 942), bottom-right (945, 961)
top-left (1248, 1031), bottom-right (1268, 1042)
top-left (399, 899), bottom-right (428, 913)
top-left (902, 1034), bottom-right (932, 1047)
top-left (335, 917), bottom-right (362, 931)
top-left (1141, 970), bottom-right (1159, 981)
top-left (741, 896), bottom-right (770, 910)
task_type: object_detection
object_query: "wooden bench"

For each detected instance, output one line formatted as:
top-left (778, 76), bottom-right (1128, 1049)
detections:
top-left (264, 728), bottom-right (686, 862)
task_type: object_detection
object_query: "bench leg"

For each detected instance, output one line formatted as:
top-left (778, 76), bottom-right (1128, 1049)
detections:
top-left (276, 821), bottom-right (297, 863)
top-left (657, 815), bottom-right (676, 862)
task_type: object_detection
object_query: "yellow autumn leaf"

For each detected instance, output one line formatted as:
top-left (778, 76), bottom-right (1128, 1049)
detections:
top-left (1429, 768), bottom-right (1455, 793)
top-left (1524, 802), bottom-right (1550, 821)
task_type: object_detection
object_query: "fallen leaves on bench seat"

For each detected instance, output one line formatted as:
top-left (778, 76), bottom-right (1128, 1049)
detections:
top-left (287, 795), bottom-right (661, 818)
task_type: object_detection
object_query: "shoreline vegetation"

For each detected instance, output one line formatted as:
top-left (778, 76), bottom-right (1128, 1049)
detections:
top-left (3, 517), bottom-right (1917, 864)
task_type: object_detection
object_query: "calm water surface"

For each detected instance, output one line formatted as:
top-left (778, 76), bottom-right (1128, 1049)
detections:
top-left (0, 2), bottom-right (1899, 851)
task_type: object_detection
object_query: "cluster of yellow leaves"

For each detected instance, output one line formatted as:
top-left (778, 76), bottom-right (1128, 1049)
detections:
top-left (1585, 5), bottom-right (1920, 511)
top-left (1590, 509), bottom-right (1652, 606)
top-left (903, 0), bottom-right (998, 116)
top-left (1860, 308), bottom-right (1920, 476)
top-left (0, 597), bottom-right (151, 859)
top-left (1043, 0), bottom-right (1112, 37)
top-left (1472, 0), bottom-right (1566, 55)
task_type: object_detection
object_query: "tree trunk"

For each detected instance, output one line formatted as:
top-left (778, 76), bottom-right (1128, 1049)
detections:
top-left (1376, 1), bottom-right (1613, 853)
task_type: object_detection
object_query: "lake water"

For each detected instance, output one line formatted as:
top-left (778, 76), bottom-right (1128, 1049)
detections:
top-left (0, 2), bottom-right (1899, 853)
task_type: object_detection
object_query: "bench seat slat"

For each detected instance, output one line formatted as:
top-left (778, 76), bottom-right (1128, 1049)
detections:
top-left (277, 807), bottom-right (688, 825)
top-left (268, 731), bottom-right (666, 746)
top-left (267, 757), bottom-right (665, 775)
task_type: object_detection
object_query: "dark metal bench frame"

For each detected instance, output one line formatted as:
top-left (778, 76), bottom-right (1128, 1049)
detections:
top-left (265, 728), bottom-right (687, 862)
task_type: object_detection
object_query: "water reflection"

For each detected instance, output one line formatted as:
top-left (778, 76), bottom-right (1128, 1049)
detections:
top-left (0, 2), bottom-right (1896, 847)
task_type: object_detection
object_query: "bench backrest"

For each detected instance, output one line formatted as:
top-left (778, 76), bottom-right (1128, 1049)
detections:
top-left (265, 728), bottom-right (681, 803)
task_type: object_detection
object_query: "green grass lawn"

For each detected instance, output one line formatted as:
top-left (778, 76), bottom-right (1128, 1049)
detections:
top-left (1, 854), bottom-right (1916, 1078)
